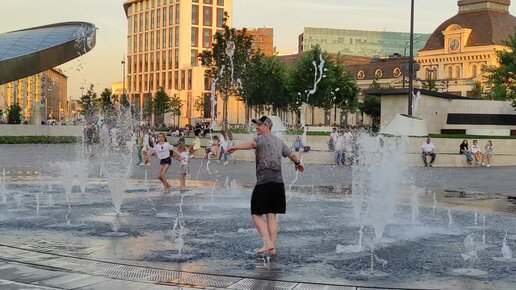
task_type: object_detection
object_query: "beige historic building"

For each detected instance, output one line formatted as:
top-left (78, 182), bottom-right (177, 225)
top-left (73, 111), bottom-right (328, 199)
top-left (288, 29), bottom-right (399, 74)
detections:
top-left (0, 68), bottom-right (68, 123)
top-left (415, 0), bottom-right (516, 96)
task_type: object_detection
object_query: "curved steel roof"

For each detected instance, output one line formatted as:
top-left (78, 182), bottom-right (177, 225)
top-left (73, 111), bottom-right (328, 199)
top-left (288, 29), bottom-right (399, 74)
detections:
top-left (0, 22), bottom-right (96, 85)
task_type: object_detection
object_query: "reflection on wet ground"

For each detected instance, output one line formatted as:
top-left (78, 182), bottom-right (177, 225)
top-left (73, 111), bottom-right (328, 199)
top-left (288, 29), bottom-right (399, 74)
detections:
top-left (0, 175), bottom-right (515, 290)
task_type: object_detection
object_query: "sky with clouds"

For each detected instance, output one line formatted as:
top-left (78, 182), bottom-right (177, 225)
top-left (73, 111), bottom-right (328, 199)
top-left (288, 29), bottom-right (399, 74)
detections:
top-left (1, 0), bottom-right (514, 98)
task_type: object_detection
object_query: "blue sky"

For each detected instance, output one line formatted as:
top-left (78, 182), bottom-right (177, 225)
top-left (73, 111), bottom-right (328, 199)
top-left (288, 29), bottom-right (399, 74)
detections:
top-left (1, 0), bottom-right (514, 98)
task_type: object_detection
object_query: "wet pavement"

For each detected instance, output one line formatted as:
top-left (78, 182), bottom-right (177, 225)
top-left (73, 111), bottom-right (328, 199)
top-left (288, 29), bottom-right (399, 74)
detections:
top-left (0, 144), bottom-right (516, 289)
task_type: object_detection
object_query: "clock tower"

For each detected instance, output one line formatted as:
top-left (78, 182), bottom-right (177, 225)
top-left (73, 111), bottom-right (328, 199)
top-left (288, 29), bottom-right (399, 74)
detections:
top-left (415, 0), bottom-right (516, 96)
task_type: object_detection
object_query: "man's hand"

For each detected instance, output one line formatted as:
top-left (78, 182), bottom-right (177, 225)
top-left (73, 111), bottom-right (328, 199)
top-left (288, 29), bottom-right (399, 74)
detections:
top-left (226, 147), bottom-right (237, 154)
top-left (295, 163), bottom-right (304, 172)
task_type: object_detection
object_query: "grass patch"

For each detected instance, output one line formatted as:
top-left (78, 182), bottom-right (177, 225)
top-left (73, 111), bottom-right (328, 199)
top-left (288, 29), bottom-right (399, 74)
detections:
top-left (429, 134), bottom-right (516, 140)
top-left (0, 136), bottom-right (81, 144)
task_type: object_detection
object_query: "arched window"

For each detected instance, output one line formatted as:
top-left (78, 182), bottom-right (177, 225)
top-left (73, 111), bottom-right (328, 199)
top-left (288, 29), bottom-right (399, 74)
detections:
top-left (432, 68), bottom-right (438, 80)
top-left (425, 68), bottom-right (432, 79)
top-left (455, 65), bottom-right (461, 79)
top-left (471, 65), bottom-right (477, 77)
top-left (447, 66), bottom-right (453, 79)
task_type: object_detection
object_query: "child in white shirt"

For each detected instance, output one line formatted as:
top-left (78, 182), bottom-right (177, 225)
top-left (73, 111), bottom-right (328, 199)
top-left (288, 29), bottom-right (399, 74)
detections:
top-left (177, 144), bottom-right (189, 190)
top-left (150, 133), bottom-right (180, 192)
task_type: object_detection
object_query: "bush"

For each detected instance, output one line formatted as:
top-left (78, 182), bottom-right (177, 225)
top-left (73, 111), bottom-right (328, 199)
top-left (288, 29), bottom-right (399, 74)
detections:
top-left (7, 104), bottom-right (22, 124)
top-left (0, 136), bottom-right (80, 144)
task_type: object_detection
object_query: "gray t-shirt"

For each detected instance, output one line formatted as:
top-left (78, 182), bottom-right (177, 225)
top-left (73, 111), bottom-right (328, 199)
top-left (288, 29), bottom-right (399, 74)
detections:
top-left (254, 134), bottom-right (293, 185)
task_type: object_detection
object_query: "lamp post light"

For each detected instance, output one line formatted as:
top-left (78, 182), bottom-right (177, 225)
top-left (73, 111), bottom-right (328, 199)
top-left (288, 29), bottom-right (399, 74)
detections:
top-left (408, 0), bottom-right (415, 116)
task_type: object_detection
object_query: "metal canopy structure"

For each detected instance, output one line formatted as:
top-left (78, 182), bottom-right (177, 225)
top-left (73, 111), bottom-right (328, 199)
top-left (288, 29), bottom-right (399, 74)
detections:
top-left (0, 22), bottom-right (96, 85)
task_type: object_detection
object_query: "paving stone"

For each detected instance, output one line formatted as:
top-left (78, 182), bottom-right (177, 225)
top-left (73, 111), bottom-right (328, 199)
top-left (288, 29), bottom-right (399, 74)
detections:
top-left (49, 275), bottom-right (112, 289)
top-left (294, 284), bottom-right (356, 290)
top-left (0, 278), bottom-right (59, 289)
top-left (34, 272), bottom-right (91, 288)
top-left (0, 263), bottom-right (63, 284)
top-left (74, 278), bottom-right (156, 290)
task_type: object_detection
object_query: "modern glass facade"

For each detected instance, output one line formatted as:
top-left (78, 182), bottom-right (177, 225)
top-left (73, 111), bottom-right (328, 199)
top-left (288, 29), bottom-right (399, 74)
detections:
top-left (299, 27), bottom-right (430, 57)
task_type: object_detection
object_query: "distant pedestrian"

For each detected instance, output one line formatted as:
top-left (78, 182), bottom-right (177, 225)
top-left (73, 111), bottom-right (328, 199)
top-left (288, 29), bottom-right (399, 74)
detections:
top-left (83, 122), bottom-right (95, 157)
top-left (484, 140), bottom-right (494, 167)
top-left (226, 116), bottom-right (304, 256)
top-left (460, 140), bottom-right (473, 166)
top-left (421, 138), bottom-right (436, 167)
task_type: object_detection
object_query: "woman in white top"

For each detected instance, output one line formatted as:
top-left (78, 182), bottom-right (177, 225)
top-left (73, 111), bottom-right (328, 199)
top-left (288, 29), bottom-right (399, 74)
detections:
top-left (150, 133), bottom-right (180, 192)
top-left (139, 129), bottom-right (155, 166)
top-left (471, 139), bottom-right (483, 166)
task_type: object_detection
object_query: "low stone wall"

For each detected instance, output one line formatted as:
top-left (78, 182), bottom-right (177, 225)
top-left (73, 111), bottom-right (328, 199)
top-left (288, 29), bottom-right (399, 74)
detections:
top-left (0, 125), bottom-right (84, 137)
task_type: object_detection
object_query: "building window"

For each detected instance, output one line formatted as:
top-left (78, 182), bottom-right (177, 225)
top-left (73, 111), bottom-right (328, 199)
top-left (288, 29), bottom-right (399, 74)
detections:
top-left (357, 70), bottom-right (365, 80)
top-left (175, 48), bottom-right (179, 68)
top-left (169, 6), bottom-right (173, 26)
top-left (151, 31), bottom-right (155, 50)
top-left (204, 0), bottom-right (213, 4)
top-left (128, 36), bottom-right (132, 54)
top-left (174, 27), bottom-right (179, 47)
top-left (217, 0), bottom-right (224, 5)
top-left (162, 51), bottom-right (166, 70)
top-left (157, 31), bottom-right (161, 49)
top-left (139, 34), bottom-right (143, 52)
top-left (191, 27), bottom-right (198, 47)
top-left (181, 70), bottom-right (186, 90)
top-left (203, 6), bottom-right (212, 26)
top-left (162, 29), bottom-right (167, 48)
top-left (203, 28), bottom-right (212, 48)
top-left (145, 32), bottom-right (149, 51)
top-left (168, 29), bottom-right (173, 48)
top-left (174, 71), bottom-right (179, 89)
top-left (393, 67), bottom-right (401, 77)
top-left (432, 68), bottom-right (438, 79)
top-left (168, 72), bottom-right (172, 90)
top-left (191, 49), bottom-right (198, 65)
top-left (471, 65), bottom-right (478, 77)
top-left (150, 53), bottom-right (154, 72)
top-left (175, 4), bottom-right (180, 24)
top-left (455, 65), bottom-right (461, 79)
top-left (139, 14), bottom-right (143, 32)
top-left (151, 11), bottom-right (155, 29)
top-left (216, 8), bottom-right (224, 27)
top-left (168, 49), bottom-right (173, 69)
top-left (163, 8), bottom-right (167, 27)
top-left (156, 52), bottom-right (160, 70)
top-left (192, 5), bottom-right (199, 25)
top-left (157, 10), bottom-right (161, 28)
top-left (145, 12), bottom-right (149, 30)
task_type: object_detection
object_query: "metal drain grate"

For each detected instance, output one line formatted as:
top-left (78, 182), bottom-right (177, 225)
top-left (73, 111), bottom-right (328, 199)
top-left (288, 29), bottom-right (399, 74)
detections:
top-left (293, 283), bottom-right (356, 290)
top-left (174, 273), bottom-right (241, 288)
top-left (228, 278), bottom-right (298, 290)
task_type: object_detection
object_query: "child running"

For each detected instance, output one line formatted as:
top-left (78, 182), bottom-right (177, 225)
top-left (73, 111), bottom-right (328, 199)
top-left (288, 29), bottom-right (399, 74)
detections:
top-left (177, 144), bottom-right (189, 191)
top-left (150, 133), bottom-right (180, 193)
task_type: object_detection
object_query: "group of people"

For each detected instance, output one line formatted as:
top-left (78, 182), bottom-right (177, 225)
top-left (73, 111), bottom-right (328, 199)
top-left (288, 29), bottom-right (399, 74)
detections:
top-left (137, 116), bottom-right (304, 256)
top-left (460, 139), bottom-right (494, 167)
top-left (203, 131), bottom-right (235, 164)
top-left (421, 138), bottom-right (494, 167)
top-left (329, 128), bottom-right (354, 166)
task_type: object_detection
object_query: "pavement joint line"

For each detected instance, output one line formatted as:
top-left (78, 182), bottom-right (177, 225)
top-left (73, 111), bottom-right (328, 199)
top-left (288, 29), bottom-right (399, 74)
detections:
top-left (0, 244), bottom-right (437, 290)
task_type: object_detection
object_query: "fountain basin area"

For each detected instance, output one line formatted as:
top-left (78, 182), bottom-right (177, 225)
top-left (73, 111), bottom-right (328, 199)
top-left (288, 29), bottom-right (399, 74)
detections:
top-left (0, 171), bottom-right (515, 290)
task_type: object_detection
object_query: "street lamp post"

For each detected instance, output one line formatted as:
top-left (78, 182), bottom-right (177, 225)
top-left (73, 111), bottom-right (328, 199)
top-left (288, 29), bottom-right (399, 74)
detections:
top-left (121, 57), bottom-right (126, 103)
top-left (408, 0), bottom-right (415, 116)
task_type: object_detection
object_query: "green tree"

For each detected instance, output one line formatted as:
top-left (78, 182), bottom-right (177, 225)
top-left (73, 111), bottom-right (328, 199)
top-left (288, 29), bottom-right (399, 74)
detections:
top-left (193, 95), bottom-right (205, 118)
top-left (77, 84), bottom-right (98, 122)
top-left (483, 29), bottom-right (516, 107)
top-left (289, 45), bottom-right (359, 122)
top-left (360, 94), bottom-right (381, 130)
top-left (198, 13), bottom-right (253, 131)
top-left (153, 88), bottom-right (171, 125)
top-left (169, 93), bottom-right (183, 126)
top-left (240, 53), bottom-right (289, 119)
top-left (7, 103), bottom-right (22, 124)
top-left (421, 78), bottom-right (438, 92)
top-left (99, 88), bottom-right (114, 117)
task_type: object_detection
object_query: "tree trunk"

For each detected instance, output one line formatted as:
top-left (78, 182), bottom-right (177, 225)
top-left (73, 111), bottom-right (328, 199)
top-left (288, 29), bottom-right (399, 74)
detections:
top-left (222, 93), bottom-right (229, 132)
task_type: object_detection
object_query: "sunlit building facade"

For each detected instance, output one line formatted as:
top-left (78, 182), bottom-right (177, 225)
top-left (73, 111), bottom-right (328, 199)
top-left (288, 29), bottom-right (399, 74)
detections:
top-left (123, 0), bottom-right (235, 126)
top-left (298, 27), bottom-right (429, 57)
top-left (0, 68), bottom-right (68, 123)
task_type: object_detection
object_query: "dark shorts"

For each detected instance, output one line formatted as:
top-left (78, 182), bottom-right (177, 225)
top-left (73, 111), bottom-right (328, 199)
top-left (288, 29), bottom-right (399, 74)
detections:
top-left (160, 157), bottom-right (172, 165)
top-left (251, 182), bottom-right (285, 215)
